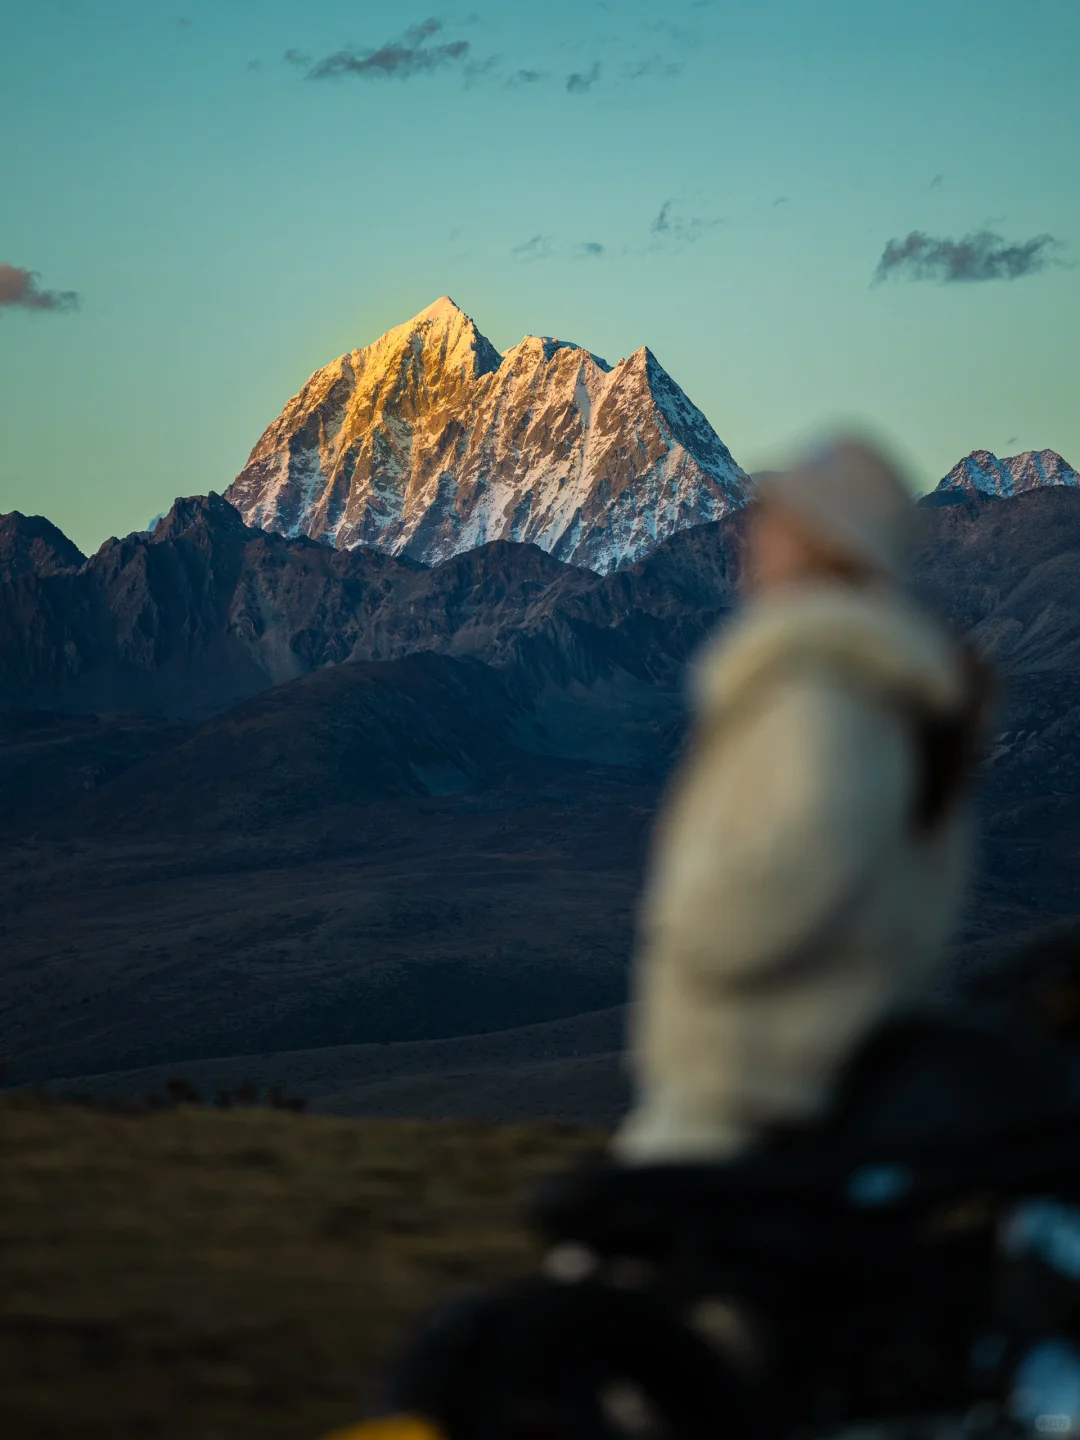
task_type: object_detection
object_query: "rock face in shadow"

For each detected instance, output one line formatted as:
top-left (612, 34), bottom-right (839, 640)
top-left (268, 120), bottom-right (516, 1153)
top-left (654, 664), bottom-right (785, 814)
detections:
top-left (0, 494), bottom-right (417, 718)
top-left (225, 297), bottom-right (750, 572)
top-left (0, 512), bottom-right (85, 579)
top-left (0, 491), bottom-right (743, 722)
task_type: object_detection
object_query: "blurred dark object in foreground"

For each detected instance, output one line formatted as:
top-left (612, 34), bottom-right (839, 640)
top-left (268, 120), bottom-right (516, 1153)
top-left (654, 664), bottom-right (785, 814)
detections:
top-left (971, 919), bottom-right (1080, 1039)
top-left (385, 1007), bottom-right (1080, 1440)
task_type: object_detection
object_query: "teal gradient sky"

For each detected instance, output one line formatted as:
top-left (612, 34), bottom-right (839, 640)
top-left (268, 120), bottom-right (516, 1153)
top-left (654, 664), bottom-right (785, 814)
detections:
top-left (2, 0), bottom-right (1077, 554)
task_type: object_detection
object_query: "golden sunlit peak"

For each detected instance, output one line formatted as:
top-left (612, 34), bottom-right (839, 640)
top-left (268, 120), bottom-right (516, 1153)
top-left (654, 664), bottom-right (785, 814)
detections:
top-left (413, 295), bottom-right (465, 324)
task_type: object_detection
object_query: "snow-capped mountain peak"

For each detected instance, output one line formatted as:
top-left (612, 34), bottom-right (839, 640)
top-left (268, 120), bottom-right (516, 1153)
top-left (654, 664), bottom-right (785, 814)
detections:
top-left (934, 448), bottom-right (1079, 499)
top-left (225, 301), bottom-right (749, 573)
top-left (379, 295), bottom-right (503, 383)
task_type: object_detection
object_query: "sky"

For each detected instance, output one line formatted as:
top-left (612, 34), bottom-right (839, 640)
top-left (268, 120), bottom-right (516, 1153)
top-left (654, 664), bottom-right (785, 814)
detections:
top-left (1, 0), bottom-right (1078, 554)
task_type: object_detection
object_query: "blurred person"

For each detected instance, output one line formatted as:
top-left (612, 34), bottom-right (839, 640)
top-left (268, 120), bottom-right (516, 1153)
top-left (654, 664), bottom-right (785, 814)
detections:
top-left (614, 437), bottom-right (987, 1164)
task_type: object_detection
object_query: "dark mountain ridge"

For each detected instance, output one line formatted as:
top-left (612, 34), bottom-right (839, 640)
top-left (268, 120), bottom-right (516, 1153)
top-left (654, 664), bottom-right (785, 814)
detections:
top-left (0, 491), bottom-right (742, 725)
top-left (2, 485), bottom-right (1080, 1091)
top-left (0, 511), bottom-right (86, 578)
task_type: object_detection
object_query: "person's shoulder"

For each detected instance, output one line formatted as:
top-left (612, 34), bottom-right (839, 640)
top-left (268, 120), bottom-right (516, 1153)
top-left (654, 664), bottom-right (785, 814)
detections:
top-left (692, 582), bottom-right (965, 724)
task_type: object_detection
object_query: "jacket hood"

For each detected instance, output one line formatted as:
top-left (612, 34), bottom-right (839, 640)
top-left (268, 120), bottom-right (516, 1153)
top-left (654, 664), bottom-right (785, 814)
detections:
top-left (694, 581), bottom-right (967, 721)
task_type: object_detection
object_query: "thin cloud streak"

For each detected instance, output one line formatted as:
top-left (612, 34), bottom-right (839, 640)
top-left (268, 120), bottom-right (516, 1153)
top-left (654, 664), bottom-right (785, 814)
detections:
top-left (302, 19), bottom-right (470, 82)
top-left (0, 264), bottom-right (80, 313)
top-left (873, 229), bottom-right (1064, 284)
top-left (626, 56), bottom-right (684, 79)
top-left (650, 199), bottom-right (722, 247)
top-left (512, 234), bottom-right (555, 262)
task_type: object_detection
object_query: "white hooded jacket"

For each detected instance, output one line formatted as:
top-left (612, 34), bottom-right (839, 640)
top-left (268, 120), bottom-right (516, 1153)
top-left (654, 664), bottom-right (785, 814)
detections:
top-left (613, 580), bottom-right (973, 1164)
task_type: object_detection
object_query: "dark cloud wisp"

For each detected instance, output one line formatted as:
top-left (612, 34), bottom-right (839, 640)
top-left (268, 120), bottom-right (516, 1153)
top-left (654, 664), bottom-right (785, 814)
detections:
top-left (873, 229), bottom-right (1064, 285)
top-left (627, 56), bottom-right (684, 80)
top-left (0, 264), bottom-right (80, 314)
top-left (302, 18), bottom-right (469, 82)
top-left (567, 62), bottom-right (600, 94)
top-left (512, 234), bottom-right (555, 262)
top-left (650, 199), bottom-right (721, 247)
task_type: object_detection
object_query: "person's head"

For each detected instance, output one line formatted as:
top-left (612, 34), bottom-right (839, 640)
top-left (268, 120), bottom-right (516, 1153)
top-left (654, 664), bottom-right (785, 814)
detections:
top-left (744, 498), bottom-right (877, 594)
top-left (743, 437), bottom-right (918, 597)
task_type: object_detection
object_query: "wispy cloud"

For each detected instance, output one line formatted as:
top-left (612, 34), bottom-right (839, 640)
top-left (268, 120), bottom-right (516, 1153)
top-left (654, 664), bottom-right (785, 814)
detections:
top-left (300, 19), bottom-right (470, 82)
top-left (650, 198), bottom-right (722, 247)
top-left (577, 241), bottom-right (605, 258)
top-left (512, 234), bottom-right (555, 262)
top-left (0, 264), bottom-right (80, 314)
top-left (463, 54), bottom-right (498, 87)
top-left (651, 202), bottom-right (673, 234)
top-left (507, 67), bottom-right (547, 87)
top-left (567, 61), bottom-right (600, 93)
top-left (626, 55), bottom-right (684, 79)
top-left (873, 229), bottom-right (1065, 284)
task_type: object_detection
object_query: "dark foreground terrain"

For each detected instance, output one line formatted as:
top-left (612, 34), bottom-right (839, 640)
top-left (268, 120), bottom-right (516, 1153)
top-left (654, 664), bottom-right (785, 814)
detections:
top-left (0, 1095), bottom-right (599, 1440)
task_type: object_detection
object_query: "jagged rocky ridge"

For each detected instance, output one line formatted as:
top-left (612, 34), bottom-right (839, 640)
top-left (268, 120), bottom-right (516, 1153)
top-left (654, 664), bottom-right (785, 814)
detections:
top-left (3, 480), bottom-right (1080, 810)
top-left (225, 298), bottom-right (750, 573)
top-left (0, 511), bottom-right (86, 578)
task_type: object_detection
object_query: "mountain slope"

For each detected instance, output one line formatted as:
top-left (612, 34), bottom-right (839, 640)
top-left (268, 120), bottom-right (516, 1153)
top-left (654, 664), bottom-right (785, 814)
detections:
top-left (225, 297), bottom-right (749, 572)
top-left (70, 652), bottom-right (527, 835)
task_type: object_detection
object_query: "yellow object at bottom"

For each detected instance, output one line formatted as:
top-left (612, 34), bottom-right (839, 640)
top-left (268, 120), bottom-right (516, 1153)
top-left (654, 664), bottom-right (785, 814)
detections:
top-left (318, 1416), bottom-right (445, 1440)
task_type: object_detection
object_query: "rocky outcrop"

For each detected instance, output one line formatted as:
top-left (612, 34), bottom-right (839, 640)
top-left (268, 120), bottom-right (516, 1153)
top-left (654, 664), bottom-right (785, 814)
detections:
top-left (0, 512), bottom-right (85, 579)
top-left (225, 297), bottom-right (749, 572)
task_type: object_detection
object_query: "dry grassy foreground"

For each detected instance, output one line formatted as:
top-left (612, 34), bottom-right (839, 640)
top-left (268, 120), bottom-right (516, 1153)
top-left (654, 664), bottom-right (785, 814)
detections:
top-left (0, 1096), bottom-right (601, 1440)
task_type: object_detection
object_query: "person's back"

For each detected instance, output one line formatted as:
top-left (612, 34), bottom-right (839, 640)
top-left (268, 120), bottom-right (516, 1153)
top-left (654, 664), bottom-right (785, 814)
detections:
top-left (614, 439), bottom-right (982, 1165)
